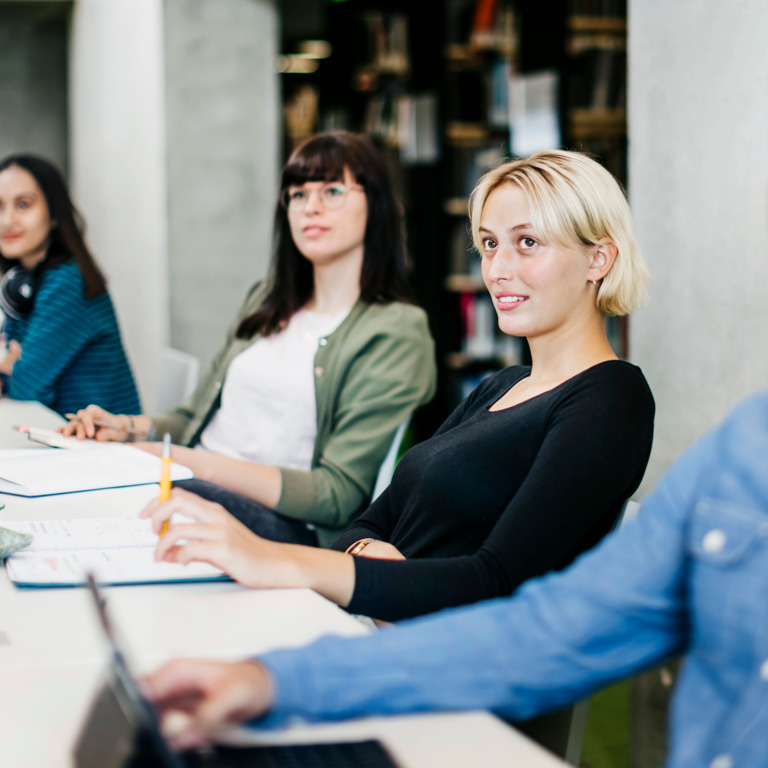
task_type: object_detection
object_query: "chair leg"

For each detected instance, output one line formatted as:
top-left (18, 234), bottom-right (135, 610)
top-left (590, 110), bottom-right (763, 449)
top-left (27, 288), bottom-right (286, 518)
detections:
top-left (564, 699), bottom-right (590, 766)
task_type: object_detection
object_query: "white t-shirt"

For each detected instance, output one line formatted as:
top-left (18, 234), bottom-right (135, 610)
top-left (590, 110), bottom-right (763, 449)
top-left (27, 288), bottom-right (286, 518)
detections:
top-left (199, 308), bottom-right (348, 471)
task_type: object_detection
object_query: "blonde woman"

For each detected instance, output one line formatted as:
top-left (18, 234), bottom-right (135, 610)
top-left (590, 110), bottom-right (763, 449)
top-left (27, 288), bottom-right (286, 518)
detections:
top-left (143, 149), bottom-right (655, 622)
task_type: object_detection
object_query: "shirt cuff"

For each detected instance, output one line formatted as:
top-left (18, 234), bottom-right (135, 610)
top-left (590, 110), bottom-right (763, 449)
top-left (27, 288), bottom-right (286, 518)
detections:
top-left (245, 649), bottom-right (317, 730)
top-left (274, 467), bottom-right (317, 518)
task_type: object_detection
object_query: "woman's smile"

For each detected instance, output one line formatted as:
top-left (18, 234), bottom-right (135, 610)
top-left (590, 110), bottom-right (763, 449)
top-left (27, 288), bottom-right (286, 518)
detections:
top-left (495, 293), bottom-right (529, 310)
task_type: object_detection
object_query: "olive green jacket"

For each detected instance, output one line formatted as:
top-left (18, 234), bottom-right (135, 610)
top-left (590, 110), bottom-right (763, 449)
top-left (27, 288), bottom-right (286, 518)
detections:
top-left (151, 282), bottom-right (436, 546)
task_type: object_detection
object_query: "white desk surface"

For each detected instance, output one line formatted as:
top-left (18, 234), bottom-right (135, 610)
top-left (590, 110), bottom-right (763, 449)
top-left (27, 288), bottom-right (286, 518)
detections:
top-left (0, 661), bottom-right (564, 768)
top-left (0, 398), bottom-right (67, 448)
top-left (0, 399), bottom-right (566, 768)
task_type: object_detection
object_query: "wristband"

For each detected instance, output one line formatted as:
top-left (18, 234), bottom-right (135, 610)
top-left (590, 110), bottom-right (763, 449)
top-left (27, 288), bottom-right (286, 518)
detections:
top-left (121, 415), bottom-right (140, 443)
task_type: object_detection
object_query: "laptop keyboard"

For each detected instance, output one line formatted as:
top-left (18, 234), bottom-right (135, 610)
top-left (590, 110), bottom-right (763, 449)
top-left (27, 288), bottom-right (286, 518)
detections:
top-left (184, 739), bottom-right (400, 768)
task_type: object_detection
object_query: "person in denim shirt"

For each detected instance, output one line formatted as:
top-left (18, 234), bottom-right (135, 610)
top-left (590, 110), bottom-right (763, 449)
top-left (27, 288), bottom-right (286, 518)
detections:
top-left (144, 389), bottom-right (768, 767)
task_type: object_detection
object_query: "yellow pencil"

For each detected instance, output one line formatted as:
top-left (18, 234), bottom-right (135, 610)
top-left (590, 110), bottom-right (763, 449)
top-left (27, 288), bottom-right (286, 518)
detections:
top-left (158, 432), bottom-right (172, 536)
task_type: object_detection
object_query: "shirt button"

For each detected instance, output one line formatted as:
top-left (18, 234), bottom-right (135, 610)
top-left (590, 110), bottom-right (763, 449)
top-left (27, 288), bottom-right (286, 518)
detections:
top-left (710, 755), bottom-right (733, 768)
top-left (702, 529), bottom-right (726, 553)
top-left (318, 338), bottom-right (328, 346)
top-left (314, 367), bottom-right (323, 378)
top-left (760, 659), bottom-right (768, 680)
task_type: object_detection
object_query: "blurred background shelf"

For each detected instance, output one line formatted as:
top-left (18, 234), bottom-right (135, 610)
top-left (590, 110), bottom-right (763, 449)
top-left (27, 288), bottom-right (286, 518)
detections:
top-left (277, 0), bottom-right (630, 435)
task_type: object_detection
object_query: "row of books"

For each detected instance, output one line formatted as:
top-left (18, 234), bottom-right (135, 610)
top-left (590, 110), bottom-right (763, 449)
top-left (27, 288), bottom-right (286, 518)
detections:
top-left (451, 289), bottom-right (623, 373)
top-left (445, 68), bottom-right (561, 196)
top-left (362, 91), bottom-right (439, 165)
top-left (567, 46), bottom-right (626, 111)
top-left (445, 0), bottom-right (516, 57)
top-left (456, 291), bottom-right (525, 366)
top-left (567, 0), bottom-right (626, 16)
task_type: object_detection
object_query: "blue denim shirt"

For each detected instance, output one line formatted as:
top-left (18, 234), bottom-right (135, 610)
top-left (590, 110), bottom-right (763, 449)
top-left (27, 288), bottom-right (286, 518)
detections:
top-left (258, 390), bottom-right (768, 768)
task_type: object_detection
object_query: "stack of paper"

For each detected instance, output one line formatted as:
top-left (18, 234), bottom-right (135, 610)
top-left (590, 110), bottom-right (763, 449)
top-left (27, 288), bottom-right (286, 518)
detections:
top-left (3, 518), bottom-right (228, 587)
top-left (0, 445), bottom-right (193, 497)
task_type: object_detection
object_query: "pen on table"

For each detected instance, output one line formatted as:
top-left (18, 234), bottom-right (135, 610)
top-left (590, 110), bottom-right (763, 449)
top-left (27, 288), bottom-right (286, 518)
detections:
top-left (63, 415), bottom-right (144, 435)
top-left (158, 433), bottom-right (172, 537)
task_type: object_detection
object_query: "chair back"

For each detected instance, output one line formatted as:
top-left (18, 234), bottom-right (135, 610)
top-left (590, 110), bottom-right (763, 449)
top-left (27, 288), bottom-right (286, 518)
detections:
top-left (560, 496), bottom-right (641, 765)
top-left (371, 418), bottom-right (410, 501)
top-left (618, 498), bottom-right (641, 526)
top-left (155, 347), bottom-right (201, 413)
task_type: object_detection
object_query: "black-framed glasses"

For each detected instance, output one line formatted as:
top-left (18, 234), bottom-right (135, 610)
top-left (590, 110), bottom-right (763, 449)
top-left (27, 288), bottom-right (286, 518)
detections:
top-left (282, 182), bottom-right (365, 212)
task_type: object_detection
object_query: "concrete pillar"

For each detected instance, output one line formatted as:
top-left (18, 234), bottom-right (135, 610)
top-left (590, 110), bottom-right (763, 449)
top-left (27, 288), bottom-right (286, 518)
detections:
top-left (163, 0), bottom-right (280, 373)
top-left (69, 0), bottom-right (279, 411)
top-left (0, 2), bottom-right (69, 174)
top-left (629, 0), bottom-right (768, 489)
top-left (69, 0), bottom-right (169, 410)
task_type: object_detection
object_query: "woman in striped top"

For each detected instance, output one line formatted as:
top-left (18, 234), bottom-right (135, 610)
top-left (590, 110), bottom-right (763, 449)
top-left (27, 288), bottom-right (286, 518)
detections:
top-left (0, 154), bottom-right (140, 416)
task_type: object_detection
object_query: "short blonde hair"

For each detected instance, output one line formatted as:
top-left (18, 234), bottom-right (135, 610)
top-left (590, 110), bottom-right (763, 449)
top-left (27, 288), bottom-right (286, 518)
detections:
top-left (468, 150), bottom-right (649, 316)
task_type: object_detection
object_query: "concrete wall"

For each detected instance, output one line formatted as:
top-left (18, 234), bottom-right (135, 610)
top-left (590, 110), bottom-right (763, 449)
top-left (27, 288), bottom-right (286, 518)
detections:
top-left (629, 0), bottom-right (768, 490)
top-left (69, 0), bottom-right (279, 412)
top-left (69, 0), bottom-right (169, 411)
top-left (0, 2), bottom-right (69, 170)
top-left (163, 0), bottom-right (280, 371)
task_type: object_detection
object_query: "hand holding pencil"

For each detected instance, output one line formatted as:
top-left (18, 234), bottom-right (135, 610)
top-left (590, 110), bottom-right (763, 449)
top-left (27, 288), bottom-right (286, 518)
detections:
top-left (58, 404), bottom-right (150, 442)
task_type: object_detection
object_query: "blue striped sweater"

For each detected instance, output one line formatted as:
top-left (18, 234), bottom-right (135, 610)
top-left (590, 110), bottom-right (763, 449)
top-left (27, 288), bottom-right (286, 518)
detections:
top-left (4, 261), bottom-right (140, 415)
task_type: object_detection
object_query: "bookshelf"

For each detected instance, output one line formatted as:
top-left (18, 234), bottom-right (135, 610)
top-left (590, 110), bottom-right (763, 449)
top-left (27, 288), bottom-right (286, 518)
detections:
top-left (276, 0), bottom-right (630, 429)
top-left (563, 0), bottom-right (628, 357)
top-left (277, 0), bottom-right (447, 438)
top-left (441, 0), bottom-right (528, 411)
top-left (440, 0), bottom-right (630, 412)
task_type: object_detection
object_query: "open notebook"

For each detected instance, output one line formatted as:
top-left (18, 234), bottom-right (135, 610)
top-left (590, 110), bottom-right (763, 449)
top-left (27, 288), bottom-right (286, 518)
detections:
top-left (0, 445), bottom-right (193, 497)
top-left (3, 517), bottom-right (228, 587)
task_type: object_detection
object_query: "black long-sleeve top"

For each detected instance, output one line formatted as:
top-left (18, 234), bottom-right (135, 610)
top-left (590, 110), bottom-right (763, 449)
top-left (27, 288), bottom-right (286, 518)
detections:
top-left (332, 361), bottom-right (655, 622)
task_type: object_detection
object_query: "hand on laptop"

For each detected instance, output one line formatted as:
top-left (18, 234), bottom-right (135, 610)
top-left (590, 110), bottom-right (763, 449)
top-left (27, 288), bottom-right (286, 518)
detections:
top-left (142, 658), bottom-right (273, 750)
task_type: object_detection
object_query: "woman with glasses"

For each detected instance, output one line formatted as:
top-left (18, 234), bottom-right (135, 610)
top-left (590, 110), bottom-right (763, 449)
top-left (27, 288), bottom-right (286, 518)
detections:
top-left (63, 131), bottom-right (436, 547)
top-left (142, 150), bottom-right (655, 623)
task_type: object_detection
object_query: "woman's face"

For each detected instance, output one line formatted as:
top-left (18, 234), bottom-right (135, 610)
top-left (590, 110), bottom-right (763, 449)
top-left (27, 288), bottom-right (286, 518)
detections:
top-left (0, 165), bottom-right (53, 270)
top-left (285, 167), bottom-right (368, 271)
top-left (479, 183), bottom-right (601, 342)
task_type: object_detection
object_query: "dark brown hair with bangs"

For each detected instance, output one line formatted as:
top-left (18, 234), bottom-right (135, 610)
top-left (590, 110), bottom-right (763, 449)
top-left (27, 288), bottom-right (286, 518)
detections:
top-left (236, 131), bottom-right (412, 338)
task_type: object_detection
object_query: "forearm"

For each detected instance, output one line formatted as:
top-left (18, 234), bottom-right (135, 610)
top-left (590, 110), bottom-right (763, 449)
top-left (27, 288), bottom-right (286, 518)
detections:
top-left (120, 414), bottom-right (153, 439)
top-left (171, 447), bottom-right (283, 510)
top-left (347, 556), bottom-right (504, 621)
top-left (253, 583), bottom-right (634, 729)
top-left (255, 514), bottom-right (689, 729)
top-left (132, 414), bottom-right (153, 434)
top-left (284, 543), bottom-right (357, 607)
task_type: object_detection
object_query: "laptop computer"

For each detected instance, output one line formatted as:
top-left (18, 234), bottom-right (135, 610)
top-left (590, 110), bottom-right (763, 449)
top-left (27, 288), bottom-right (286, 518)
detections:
top-left (73, 573), bottom-right (400, 768)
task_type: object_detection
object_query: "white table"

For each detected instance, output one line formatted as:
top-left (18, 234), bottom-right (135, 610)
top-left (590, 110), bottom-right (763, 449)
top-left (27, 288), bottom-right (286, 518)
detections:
top-left (1, 661), bottom-right (564, 768)
top-left (0, 398), bottom-right (67, 448)
top-left (0, 399), bottom-right (567, 768)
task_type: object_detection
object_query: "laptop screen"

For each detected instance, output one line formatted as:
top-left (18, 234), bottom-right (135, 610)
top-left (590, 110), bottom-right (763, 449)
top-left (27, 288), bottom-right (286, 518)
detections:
top-left (73, 573), bottom-right (187, 768)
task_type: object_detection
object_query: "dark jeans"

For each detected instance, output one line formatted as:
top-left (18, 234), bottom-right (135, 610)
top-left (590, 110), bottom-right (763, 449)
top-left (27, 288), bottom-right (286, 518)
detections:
top-left (176, 478), bottom-right (319, 546)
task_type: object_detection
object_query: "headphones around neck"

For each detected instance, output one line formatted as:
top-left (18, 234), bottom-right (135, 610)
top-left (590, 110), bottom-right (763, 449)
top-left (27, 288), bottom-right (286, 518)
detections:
top-left (0, 265), bottom-right (41, 319)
